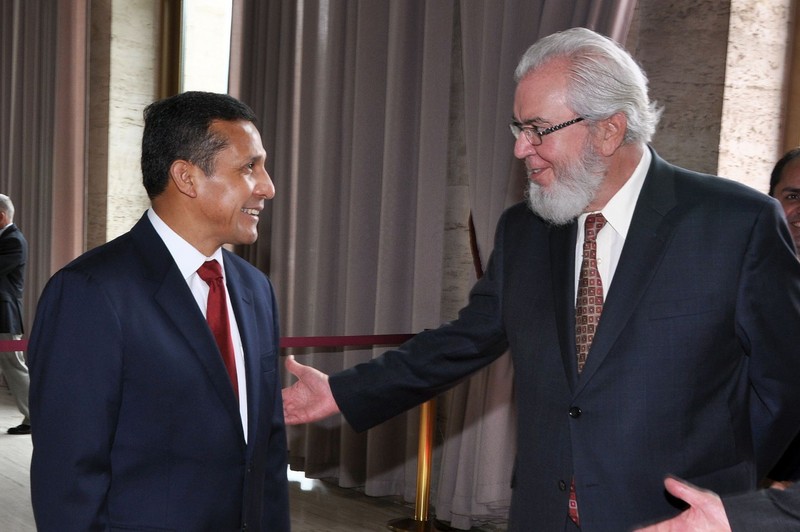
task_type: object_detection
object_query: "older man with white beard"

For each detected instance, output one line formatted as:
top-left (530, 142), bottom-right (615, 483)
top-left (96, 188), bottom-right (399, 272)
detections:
top-left (282, 27), bottom-right (800, 532)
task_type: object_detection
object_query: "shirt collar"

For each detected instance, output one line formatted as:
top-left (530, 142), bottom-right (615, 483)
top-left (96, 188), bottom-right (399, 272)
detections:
top-left (147, 208), bottom-right (225, 280)
top-left (587, 147), bottom-right (651, 238)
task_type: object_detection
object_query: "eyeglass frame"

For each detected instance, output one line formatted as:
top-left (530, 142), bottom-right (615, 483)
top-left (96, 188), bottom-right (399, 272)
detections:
top-left (509, 116), bottom-right (585, 146)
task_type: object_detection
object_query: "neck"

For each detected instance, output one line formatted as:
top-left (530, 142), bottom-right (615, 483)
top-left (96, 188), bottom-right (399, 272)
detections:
top-left (586, 143), bottom-right (645, 212)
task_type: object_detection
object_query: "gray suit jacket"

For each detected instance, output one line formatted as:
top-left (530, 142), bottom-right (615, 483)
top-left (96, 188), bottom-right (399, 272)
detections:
top-left (330, 150), bottom-right (800, 531)
top-left (725, 484), bottom-right (800, 531)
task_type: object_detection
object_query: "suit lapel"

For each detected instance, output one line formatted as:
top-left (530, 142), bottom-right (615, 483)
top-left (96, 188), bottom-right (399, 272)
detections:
top-left (550, 221), bottom-right (580, 392)
top-left (222, 253), bottom-right (261, 453)
top-left (132, 216), bottom-right (245, 436)
top-left (574, 151), bottom-right (679, 393)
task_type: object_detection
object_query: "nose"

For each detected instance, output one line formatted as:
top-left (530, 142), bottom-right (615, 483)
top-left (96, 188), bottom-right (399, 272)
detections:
top-left (256, 168), bottom-right (276, 200)
top-left (513, 135), bottom-right (536, 160)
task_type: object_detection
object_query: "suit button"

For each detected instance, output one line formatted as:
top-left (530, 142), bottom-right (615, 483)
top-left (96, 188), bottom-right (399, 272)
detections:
top-left (559, 480), bottom-right (567, 491)
top-left (569, 406), bottom-right (582, 418)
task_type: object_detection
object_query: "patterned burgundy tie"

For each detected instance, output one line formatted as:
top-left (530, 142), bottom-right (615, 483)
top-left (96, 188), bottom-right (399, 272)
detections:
top-left (569, 212), bottom-right (607, 527)
top-left (197, 260), bottom-right (238, 398)
top-left (575, 212), bottom-right (607, 373)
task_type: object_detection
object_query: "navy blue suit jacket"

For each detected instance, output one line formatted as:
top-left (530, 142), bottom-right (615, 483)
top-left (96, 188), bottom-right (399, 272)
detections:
top-left (29, 214), bottom-right (289, 531)
top-left (724, 483), bottom-right (800, 531)
top-left (331, 150), bottom-right (800, 531)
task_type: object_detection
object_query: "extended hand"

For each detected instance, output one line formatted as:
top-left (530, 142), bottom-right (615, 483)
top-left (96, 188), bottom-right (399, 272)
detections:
top-left (633, 477), bottom-right (730, 532)
top-left (281, 356), bottom-right (340, 425)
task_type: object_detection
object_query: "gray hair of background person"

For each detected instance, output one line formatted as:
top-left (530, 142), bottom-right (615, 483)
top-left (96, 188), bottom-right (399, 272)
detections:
top-left (0, 194), bottom-right (15, 220)
top-left (769, 147), bottom-right (800, 197)
top-left (140, 91), bottom-right (258, 200)
top-left (513, 27), bottom-right (662, 145)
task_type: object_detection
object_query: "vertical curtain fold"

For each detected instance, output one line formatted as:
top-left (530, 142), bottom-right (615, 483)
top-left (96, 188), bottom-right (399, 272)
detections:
top-left (0, 0), bottom-right (63, 331)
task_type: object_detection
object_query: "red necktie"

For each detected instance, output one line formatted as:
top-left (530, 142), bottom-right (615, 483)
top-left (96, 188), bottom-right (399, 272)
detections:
top-left (570, 213), bottom-right (607, 527)
top-left (197, 260), bottom-right (238, 398)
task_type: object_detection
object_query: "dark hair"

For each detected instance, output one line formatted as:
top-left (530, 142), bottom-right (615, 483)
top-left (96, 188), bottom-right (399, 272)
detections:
top-left (770, 147), bottom-right (800, 197)
top-left (141, 91), bottom-right (258, 199)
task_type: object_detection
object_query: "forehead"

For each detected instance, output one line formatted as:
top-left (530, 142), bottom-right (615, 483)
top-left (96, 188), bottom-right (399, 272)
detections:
top-left (209, 119), bottom-right (266, 159)
top-left (513, 59), bottom-right (572, 121)
top-left (778, 157), bottom-right (800, 185)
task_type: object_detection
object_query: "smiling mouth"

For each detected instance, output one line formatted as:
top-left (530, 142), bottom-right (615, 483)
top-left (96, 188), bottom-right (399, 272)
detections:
top-left (241, 208), bottom-right (260, 216)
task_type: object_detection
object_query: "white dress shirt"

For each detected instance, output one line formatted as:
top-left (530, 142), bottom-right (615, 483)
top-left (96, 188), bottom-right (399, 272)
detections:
top-left (574, 148), bottom-right (651, 298)
top-left (147, 209), bottom-right (249, 441)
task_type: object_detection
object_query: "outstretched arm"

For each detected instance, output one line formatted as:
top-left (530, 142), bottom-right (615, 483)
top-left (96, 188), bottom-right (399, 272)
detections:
top-left (281, 356), bottom-right (340, 424)
top-left (633, 477), bottom-right (730, 532)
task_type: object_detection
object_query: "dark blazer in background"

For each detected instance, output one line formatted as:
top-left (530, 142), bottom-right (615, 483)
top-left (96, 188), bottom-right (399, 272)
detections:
top-left (330, 150), bottom-right (800, 531)
top-left (0, 223), bottom-right (27, 334)
top-left (28, 214), bottom-right (289, 531)
top-left (724, 484), bottom-right (800, 531)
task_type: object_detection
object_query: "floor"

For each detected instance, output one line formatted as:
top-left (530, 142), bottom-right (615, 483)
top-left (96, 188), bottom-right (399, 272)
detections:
top-left (0, 388), bottom-right (504, 531)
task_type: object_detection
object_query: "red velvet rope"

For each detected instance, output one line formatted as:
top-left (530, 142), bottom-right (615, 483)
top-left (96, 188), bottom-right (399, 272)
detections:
top-left (0, 334), bottom-right (415, 353)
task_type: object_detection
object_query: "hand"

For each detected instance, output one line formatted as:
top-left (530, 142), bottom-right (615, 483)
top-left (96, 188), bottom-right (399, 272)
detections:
top-left (633, 477), bottom-right (731, 532)
top-left (764, 478), bottom-right (793, 490)
top-left (281, 356), bottom-right (340, 424)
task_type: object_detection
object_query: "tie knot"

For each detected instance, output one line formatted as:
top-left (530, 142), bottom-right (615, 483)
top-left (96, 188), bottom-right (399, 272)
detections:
top-left (584, 213), bottom-right (607, 242)
top-left (197, 260), bottom-right (223, 284)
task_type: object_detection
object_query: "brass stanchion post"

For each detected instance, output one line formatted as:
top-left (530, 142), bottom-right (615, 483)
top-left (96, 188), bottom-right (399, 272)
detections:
top-left (387, 399), bottom-right (439, 531)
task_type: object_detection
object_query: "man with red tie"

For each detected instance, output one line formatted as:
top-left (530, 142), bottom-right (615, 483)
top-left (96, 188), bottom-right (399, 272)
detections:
top-left (28, 91), bottom-right (289, 531)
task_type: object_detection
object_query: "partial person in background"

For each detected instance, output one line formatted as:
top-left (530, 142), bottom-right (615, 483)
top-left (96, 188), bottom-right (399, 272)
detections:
top-left (634, 476), bottom-right (800, 531)
top-left (28, 91), bottom-right (289, 531)
top-left (0, 194), bottom-right (30, 435)
top-left (282, 27), bottom-right (800, 531)
top-left (767, 147), bottom-right (800, 483)
top-left (769, 147), bottom-right (800, 253)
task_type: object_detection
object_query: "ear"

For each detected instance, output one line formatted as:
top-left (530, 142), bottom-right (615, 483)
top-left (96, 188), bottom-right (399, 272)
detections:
top-left (169, 160), bottom-right (198, 198)
top-left (595, 112), bottom-right (628, 156)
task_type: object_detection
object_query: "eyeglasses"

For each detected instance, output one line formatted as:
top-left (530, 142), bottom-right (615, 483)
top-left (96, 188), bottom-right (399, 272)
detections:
top-left (509, 116), bottom-right (585, 146)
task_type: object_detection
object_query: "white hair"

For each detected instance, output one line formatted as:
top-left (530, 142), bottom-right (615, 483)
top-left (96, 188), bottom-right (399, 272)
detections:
top-left (0, 194), bottom-right (14, 221)
top-left (515, 27), bottom-right (662, 144)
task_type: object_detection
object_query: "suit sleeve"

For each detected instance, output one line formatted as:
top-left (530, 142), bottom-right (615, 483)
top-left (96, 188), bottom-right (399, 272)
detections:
top-left (737, 200), bottom-right (800, 479)
top-left (28, 269), bottom-right (123, 531)
top-left (330, 211), bottom-right (510, 432)
top-left (724, 484), bottom-right (800, 531)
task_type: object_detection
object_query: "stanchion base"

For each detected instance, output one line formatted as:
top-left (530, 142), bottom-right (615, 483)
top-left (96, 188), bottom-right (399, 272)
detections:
top-left (386, 517), bottom-right (442, 531)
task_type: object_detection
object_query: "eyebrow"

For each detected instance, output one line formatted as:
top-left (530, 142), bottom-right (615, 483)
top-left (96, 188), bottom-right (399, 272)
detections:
top-left (512, 116), bottom-right (550, 126)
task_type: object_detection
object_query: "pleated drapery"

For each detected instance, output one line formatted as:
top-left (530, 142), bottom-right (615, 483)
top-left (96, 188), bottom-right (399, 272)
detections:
top-left (0, 0), bottom-right (87, 332)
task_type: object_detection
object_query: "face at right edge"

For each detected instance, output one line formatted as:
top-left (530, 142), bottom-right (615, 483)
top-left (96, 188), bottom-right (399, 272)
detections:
top-left (773, 157), bottom-right (800, 254)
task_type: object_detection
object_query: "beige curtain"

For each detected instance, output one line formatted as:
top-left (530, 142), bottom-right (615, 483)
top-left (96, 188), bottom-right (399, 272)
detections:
top-left (0, 0), bottom-right (86, 332)
top-left (233, 0), bottom-right (636, 528)
top-left (235, 0), bottom-right (455, 500)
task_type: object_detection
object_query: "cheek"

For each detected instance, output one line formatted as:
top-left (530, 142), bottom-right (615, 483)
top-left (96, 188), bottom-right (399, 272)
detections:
top-left (780, 201), bottom-right (798, 215)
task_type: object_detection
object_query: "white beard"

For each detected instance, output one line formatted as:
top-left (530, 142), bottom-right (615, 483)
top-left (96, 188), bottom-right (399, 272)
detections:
top-left (525, 142), bottom-right (606, 225)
